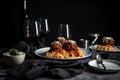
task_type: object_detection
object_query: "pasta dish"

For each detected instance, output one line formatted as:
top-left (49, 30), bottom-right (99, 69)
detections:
top-left (45, 37), bottom-right (83, 59)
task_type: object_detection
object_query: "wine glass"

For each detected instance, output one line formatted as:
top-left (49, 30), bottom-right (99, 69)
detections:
top-left (88, 33), bottom-right (100, 46)
top-left (88, 33), bottom-right (100, 58)
top-left (24, 20), bottom-right (42, 52)
top-left (57, 23), bottom-right (71, 40)
top-left (38, 18), bottom-right (50, 47)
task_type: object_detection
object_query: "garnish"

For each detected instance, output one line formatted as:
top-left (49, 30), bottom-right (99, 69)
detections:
top-left (9, 48), bottom-right (20, 55)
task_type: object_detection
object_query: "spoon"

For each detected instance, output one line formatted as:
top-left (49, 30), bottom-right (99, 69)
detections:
top-left (96, 54), bottom-right (107, 71)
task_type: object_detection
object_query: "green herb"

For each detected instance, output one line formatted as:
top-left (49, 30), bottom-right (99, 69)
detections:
top-left (9, 48), bottom-right (20, 55)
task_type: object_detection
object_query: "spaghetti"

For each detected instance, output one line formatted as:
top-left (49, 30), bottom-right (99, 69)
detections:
top-left (45, 37), bottom-right (83, 59)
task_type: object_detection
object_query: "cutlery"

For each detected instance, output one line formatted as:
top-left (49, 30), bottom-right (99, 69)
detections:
top-left (96, 54), bottom-right (107, 71)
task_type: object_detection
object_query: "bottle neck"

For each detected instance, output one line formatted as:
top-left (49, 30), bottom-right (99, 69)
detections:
top-left (24, 0), bottom-right (28, 19)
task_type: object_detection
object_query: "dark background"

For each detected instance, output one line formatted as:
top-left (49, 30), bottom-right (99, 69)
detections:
top-left (0, 0), bottom-right (119, 48)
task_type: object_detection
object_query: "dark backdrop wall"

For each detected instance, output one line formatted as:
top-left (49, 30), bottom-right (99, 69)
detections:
top-left (0, 0), bottom-right (119, 48)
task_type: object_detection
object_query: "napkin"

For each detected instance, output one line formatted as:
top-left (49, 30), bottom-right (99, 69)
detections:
top-left (7, 60), bottom-right (83, 80)
top-left (0, 69), bottom-right (10, 76)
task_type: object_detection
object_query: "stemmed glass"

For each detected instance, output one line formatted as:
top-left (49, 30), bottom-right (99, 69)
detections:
top-left (57, 23), bottom-right (71, 40)
top-left (24, 20), bottom-right (42, 52)
top-left (38, 18), bottom-right (50, 47)
top-left (87, 33), bottom-right (100, 58)
top-left (88, 33), bottom-right (100, 46)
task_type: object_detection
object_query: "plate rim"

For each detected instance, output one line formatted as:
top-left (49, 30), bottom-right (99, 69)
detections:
top-left (88, 59), bottom-right (120, 72)
top-left (89, 45), bottom-right (120, 52)
top-left (34, 47), bottom-right (92, 61)
top-left (34, 47), bottom-right (50, 54)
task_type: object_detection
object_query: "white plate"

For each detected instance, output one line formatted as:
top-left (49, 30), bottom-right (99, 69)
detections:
top-left (34, 47), bottom-right (50, 54)
top-left (89, 45), bottom-right (120, 52)
top-left (34, 47), bottom-right (92, 60)
top-left (88, 59), bottom-right (120, 72)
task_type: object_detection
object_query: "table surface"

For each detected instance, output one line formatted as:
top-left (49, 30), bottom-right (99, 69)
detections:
top-left (1, 58), bottom-right (120, 80)
top-left (0, 48), bottom-right (120, 80)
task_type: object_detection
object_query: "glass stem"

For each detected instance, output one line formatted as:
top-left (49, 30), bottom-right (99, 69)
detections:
top-left (41, 37), bottom-right (46, 47)
top-left (37, 37), bottom-right (43, 48)
top-left (91, 36), bottom-right (98, 45)
top-left (29, 42), bottom-right (34, 52)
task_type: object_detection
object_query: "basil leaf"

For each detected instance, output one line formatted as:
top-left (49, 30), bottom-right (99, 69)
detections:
top-left (9, 48), bottom-right (19, 55)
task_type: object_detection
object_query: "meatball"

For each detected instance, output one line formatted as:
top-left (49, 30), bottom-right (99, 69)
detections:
top-left (63, 40), bottom-right (78, 51)
top-left (51, 41), bottom-right (62, 50)
top-left (57, 37), bottom-right (67, 45)
top-left (102, 37), bottom-right (115, 45)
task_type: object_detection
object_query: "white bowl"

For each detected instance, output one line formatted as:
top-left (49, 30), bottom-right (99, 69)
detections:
top-left (2, 52), bottom-right (26, 66)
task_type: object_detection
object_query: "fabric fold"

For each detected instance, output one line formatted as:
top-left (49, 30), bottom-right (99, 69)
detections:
top-left (1, 41), bottom-right (84, 80)
top-left (8, 60), bottom-right (83, 80)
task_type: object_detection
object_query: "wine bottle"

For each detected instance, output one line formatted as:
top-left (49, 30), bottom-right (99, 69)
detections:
top-left (24, 0), bottom-right (29, 25)
top-left (23, 0), bottom-right (30, 37)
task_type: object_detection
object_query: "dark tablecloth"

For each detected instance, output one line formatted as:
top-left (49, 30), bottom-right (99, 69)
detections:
top-left (1, 58), bottom-right (120, 80)
top-left (0, 41), bottom-right (120, 80)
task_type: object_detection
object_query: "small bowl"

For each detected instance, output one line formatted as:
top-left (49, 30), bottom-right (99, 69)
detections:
top-left (2, 51), bottom-right (26, 67)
